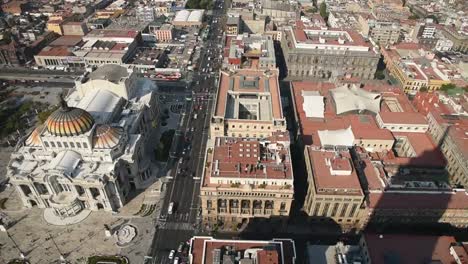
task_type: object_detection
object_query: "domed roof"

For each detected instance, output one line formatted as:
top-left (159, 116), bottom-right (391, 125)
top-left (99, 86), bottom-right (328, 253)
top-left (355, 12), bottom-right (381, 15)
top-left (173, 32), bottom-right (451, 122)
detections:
top-left (93, 124), bottom-right (123, 149)
top-left (26, 125), bottom-right (44, 146)
top-left (46, 96), bottom-right (95, 137)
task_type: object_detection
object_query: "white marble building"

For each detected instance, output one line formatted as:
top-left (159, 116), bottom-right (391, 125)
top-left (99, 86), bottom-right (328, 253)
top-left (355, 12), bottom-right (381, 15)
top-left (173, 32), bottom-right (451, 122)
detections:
top-left (7, 64), bottom-right (159, 217)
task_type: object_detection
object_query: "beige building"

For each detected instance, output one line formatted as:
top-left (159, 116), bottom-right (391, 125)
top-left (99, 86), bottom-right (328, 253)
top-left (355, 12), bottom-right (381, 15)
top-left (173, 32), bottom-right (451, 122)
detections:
top-left (226, 16), bottom-right (240, 35)
top-left (200, 132), bottom-right (294, 227)
top-left (303, 147), bottom-right (365, 231)
top-left (210, 68), bottom-right (286, 139)
top-left (359, 16), bottom-right (401, 46)
top-left (281, 26), bottom-right (380, 80)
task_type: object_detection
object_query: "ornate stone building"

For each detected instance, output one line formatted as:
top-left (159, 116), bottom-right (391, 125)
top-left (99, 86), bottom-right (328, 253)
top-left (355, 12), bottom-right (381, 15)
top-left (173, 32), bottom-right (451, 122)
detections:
top-left (200, 132), bottom-right (294, 227)
top-left (7, 64), bottom-right (158, 217)
top-left (281, 23), bottom-right (380, 80)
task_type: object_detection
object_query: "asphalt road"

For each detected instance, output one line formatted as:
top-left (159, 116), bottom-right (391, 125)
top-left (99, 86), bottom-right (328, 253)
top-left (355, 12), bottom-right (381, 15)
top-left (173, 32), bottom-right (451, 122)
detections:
top-left (148, 1), bottom-right (227, 263)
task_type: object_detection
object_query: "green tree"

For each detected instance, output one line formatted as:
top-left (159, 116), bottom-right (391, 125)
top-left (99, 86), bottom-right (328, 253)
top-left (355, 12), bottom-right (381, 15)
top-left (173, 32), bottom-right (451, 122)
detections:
top-left (419, 86), bottom-right (428, 92)
top-left (320, 2), bottom-right (328, 21)
top-left (440, 83), bottom-right (456, 92)
top-left (375, 70), bottom-right (385, 80)
top-left (38, 106), bottom-right (58, 123)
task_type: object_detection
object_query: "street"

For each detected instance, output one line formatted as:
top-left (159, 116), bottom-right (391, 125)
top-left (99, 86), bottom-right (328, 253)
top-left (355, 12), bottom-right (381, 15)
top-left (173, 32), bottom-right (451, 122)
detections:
top-left (147, 0), bottom-right (228, 263)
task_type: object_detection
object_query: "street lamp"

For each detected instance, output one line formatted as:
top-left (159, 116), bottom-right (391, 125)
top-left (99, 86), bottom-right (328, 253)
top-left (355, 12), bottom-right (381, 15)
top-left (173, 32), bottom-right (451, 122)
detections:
top-left (49, 234), bottom-right (66, 263)
top-left (6, 231), bottom-right (25, 259)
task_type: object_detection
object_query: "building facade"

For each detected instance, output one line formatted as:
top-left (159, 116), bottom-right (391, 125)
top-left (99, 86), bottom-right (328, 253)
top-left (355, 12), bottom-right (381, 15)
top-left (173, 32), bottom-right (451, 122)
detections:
top-left (7, 64), bottom-right (159, 217)
top-left (200, 133), bottom-right (294, 227)
top-left (303, 147), bottom-right (365, 231)
top-left (281, 25), bottom-right (380, 80)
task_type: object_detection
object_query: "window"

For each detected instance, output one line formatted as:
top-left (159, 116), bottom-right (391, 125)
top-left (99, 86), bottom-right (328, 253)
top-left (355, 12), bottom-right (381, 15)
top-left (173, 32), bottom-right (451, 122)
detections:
top-left (70, 142), bottom-right (75, 148)
top-left (322, 203), bottom-right (330, 216)
top-left (76, 142), bottom-right (81, 148)
top-left (50, 142), bottom-right (56, 148)
top-left (340, 203), bottom-right (348, 217)
top-left (44, 141), bottom-right (49, 147)
top-left (331, 203), bottom-right (339, 217)
top-left (56, 142), bottom-right (62, 148)
top-left (63, 142), bottom-right (69, 148)
top-left (83, 142), bottom-right (88, 148)
top-left (313, 203), bottom-right (321, 215)
top-left (349, 204), bottom-right (358, 217)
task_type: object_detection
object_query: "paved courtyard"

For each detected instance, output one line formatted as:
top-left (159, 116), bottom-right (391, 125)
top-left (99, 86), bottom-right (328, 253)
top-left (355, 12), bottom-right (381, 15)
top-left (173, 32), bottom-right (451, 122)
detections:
top-left (0, 181), bottom-right (166, 264)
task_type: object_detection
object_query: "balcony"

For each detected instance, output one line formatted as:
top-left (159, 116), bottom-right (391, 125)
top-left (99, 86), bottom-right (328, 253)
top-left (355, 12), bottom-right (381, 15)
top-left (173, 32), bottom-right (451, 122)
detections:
top-left (254, 208), bottom-right (263, 215)
top-left (230, 208), bottom-right (239, 214)
top-left (264, 209), bottom-right (273, 215)
top-left (241, 208), bottom-right (251, 214)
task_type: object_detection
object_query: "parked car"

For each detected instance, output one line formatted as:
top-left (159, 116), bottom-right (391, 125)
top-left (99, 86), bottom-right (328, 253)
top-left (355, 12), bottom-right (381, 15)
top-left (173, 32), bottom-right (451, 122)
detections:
top-left (169, 250), bottom-right (175, 260)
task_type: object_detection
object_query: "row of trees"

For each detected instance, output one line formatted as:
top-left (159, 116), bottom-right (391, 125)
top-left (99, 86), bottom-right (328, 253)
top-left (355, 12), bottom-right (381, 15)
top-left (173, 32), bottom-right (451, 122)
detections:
top-left (185, 0), bottom-right (213, 10)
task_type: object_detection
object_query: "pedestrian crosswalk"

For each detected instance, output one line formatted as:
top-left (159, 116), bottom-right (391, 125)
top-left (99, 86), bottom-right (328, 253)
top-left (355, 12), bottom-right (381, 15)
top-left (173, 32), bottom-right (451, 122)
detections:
top-left (159, 222), bottom-right (194, 231)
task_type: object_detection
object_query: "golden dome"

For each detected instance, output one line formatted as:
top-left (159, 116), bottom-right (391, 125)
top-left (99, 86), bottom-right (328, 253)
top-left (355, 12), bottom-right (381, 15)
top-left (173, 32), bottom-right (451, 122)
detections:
top-left (93, 124), bottom-right (123, 149)
top-left (25, 125), bottom-right (44, 146)
top-left (46, 98), bottom-right (95, 137)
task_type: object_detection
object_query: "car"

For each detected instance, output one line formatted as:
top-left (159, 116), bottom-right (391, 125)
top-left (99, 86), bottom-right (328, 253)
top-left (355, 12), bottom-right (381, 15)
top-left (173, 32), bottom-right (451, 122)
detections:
top-left (190, 127), bottom-right (195, 132)
top-left (169, 250), bottom-right (175, 260)
top-left (174, 257), bottom-right (180, 264)
top-left (168, 202), bottom-right (175, 215)
top-left (177, 242), bottom-right (185, 252)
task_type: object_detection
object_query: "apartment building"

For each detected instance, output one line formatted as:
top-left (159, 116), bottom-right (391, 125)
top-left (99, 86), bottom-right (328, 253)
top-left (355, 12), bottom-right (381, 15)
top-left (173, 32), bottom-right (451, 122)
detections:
top-left (200, 133), bottom-right (294, 227)
top-left (226, 16), bottom-right (241, 35)
top-left (281, 22), bottom-right (380, 80)
top-left (223, 34), bottom-right (276, 70)
top-left (210, 68), bottom-right (286, 139)
top-left (413, 91), bottom-right (468, 187)
top-left (359, 16), bottom-right (401, 46)
top-left (303, 147), bottom-right (365, 231)
top-left (381, 44), bottom-right (456, 95)
top-left (442, 26), bottom-right (468, 53)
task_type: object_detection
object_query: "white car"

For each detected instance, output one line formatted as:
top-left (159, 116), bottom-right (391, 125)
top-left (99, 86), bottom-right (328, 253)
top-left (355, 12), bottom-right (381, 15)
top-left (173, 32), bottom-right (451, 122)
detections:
top-left (174, 257), bottom-right (179, 264)
top-left (169, 250), bottom-right (175, 260)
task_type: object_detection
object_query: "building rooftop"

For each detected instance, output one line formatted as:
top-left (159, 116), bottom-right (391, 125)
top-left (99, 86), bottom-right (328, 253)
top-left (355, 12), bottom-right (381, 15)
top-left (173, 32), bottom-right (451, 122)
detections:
top-left (364, 234), bottom-right (463, 264)
top-left (189, 237), bottom-right (296, 264)
top-left (367, 190), bottom-right (468, 210)
top-left (378, 111), bottom-right (427, 125)
top-left (291, 82), bottom-right (398, 146)
top-left (88, 64), bottom-right (129, 83)
top-left (210, 134), bottom-right (292, 180)
top-left (284, 24), bottom-right (377, 54)
top-left (214, 69), bottom-right (283, 120)
top-left (306, 147), bottom-right (363, 195)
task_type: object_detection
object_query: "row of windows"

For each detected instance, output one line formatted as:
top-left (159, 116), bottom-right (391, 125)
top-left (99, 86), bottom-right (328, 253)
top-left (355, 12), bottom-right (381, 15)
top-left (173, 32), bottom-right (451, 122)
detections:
top-left (229, 124), bottom-right (271, 130)
top-left (44, 141), bottom-right (88, 149)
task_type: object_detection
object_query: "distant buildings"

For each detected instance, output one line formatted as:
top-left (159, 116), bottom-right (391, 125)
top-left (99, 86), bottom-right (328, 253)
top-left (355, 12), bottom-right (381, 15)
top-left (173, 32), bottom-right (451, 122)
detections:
top-left (382, 43), bottom-right (465, 95)
top-left (7, 65), bottom-right (158, 215)
top-left (172, 10), bottom-right (204, 27)
top-left (34, 29), bottom-right (140, 68)
top-left (189, 236), bottom-right (297, 264)
top-left (281, 22), bottom-right (380, 80)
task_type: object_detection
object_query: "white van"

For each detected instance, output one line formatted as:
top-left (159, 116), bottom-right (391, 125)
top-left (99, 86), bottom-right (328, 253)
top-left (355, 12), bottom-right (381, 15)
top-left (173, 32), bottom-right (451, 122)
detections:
top-left (168, 202), bottom-right (174, 215)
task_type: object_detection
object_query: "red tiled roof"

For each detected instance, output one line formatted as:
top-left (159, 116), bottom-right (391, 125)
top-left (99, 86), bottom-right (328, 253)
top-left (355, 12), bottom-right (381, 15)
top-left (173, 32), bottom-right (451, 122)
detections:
top-left (306, 147), bottom-right (363, 193)
top-left (379, 112), bottom-right (427, 125)
top-left (364, 234), bottom-right (459, 264)
top-left (190, 237), bottom-right (296, 264)
top-left (368, 190), bottom-right (468, 210)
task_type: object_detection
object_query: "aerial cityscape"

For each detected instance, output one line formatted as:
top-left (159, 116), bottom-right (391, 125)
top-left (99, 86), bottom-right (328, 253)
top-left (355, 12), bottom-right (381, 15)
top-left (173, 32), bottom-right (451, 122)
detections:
top-left (0, 0), bottom-right (467, 263)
